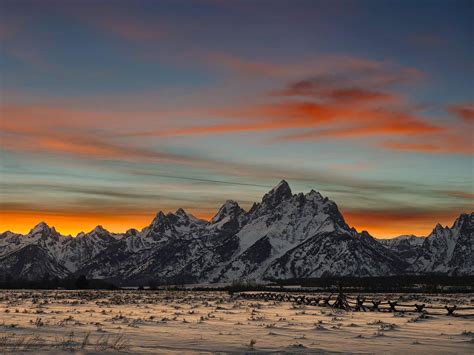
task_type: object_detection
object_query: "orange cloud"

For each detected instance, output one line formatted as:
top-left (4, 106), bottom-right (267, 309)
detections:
top-left (2, 105), bottom-right (241, 171)
top-left (1, 52), bottom-right (464, 159)
top-left (0, 128), bottom-right (194, 164)
top-left (1, 103), bottom-right (210, 133)
top-left (381, 135), bottom-right (473, 155)
top-left (1, 104), bottom-right (115, 130)
top-left (443, 191), bottom-right (474, 199)
top-left (205, 52), bottom-right (424, 86)
top-left (122, 101), bottom-right (338, 137)
top-left (124, 97), bottom-right (442, 141)
top-left (449, 103), bottom-right (474, 123)
top-left (2, 103), bottom-right (348, 178)
top-left (329, 87), bottom-right (393, 103)
top-left (277, 109), bottom-right (444, 141)
top-left (117, 56), bottom-right (442, 153)
top-left (275, 81), bottom-right (397, 105)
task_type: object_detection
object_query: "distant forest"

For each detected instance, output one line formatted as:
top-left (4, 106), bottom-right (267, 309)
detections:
top-left (0, 274), bottom-right (473, 293)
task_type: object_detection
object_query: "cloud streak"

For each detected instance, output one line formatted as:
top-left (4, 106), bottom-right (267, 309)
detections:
top-left (449, 102), bottom-right (474, 123)
top-left (119, 54), bottom-right (470, 156)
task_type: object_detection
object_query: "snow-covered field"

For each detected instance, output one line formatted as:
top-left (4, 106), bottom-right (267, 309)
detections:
top-left (0, 290), bottom-right (472, 353)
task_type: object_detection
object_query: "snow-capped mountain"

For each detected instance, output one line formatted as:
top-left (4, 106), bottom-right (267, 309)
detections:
top-left (0, 181), bottom-right (472, 283)
top-left (379, 235), bottom-right (425, 264)
top-left (408, 213), bottom-right (474, 275)
top-left (0, 223), bottom-right (72, 279)
top-left (214, 181), bottom-right (406, 281)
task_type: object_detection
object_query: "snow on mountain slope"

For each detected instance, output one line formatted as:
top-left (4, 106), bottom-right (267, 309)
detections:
top-left (0, 231), bottom-right (27, 258)
top-left (380, 235), bottom-right (425, 247)
top-left (0, 244), bottom-right (71, 280)
top-left (214, 181), bottom-right (369, 282)
top-left (0, 222), bottom-right (125, 278)
top-left (379, 235), bottom-right (425, 264)
top-left (265, 230), bottom-right (406, 279)
top-left (409, 213), bottom-right (473, 275)
top-left (0, 182), bottom-right (472, 283)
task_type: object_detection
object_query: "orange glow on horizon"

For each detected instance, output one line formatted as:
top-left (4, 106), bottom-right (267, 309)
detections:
top-left (0, 211), bottom-right (215, 236)
top-left (342, 210), bottom-right (463, 238)
top-left (0, 209), bottom-right (464, 239)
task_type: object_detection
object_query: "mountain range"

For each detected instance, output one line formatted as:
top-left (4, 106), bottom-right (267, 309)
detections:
top-left (1, 180), bottom-right (472, 285)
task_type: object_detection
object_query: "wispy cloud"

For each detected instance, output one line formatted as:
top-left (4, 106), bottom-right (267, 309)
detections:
top-left (204, 52), bottom-right (424, 85)
top-left (380, 137), bottom-right (472, 155)
top-left (116, 52), bottom-right (473, 156)
top-left (448, 102), bottom-right (474, 123)
top-left (409, 34), bottom-right (446, 49)
top-left (88, 15), bottom-right (165, 42)
top-left (119, 57), bottom-right (459, 154)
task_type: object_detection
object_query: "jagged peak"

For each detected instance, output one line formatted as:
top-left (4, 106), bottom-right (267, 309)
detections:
top-left (211, 200), bottom-right (243, 223)
top-left (175, 208), bottom-right (197, 220)
top-left (30, 221), bottom-right (55, 234)
top-left (306, 189), bottom-right (324, 200)
top-left (175, 208), bottom-right (204, 225)
top-left (33, 221), bottom-right (49, 229)
top-left (453, 212), bottom-right (473, 228)
top-left (91, 225), bottom-right (109, 234)
top-left (248, 202), bottom-right (259, 214)
top-left (261, 180), bottom-right (292, 206)
top-left (146, 211), bottom-right (173, 234)
top-left (271, 180), bottom-right (291, 194)
top-left (223, 199), bottom-right (239, 207)
top-left (125, 228), bottom-right (139, 236)
top-left (219, 200), bottom-right (241, 212)
top-left (152, 211), bottom-right (167, 223)
top-left (175, 208), bottom-right (187, 216)
top-left (148, 209), bottom-right (203, 231)
top-left (0, 230), bottom-right (16, 237)
top-left (430, 222), bottom-right (451, 238)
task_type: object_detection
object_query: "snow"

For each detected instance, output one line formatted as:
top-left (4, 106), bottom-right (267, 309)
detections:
top-left (0, 290), bottom-right (472, 353)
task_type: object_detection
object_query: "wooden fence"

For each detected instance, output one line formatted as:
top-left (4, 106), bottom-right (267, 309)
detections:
top-left (238, 292), bottom-right (474, 316)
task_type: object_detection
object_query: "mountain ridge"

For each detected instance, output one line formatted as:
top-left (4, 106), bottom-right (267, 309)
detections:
top-left (1, 180), bottom-right (472, 284)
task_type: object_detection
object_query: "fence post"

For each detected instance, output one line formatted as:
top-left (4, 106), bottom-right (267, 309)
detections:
top-left (415, 304), bottom-right (425, 313)
top-left (323, 296), bottom-right (331, 306)
top-left (445, 305), bottom-right (457, 316)
top-left (372, 300), bottom-right (381, 311)
top-left (355, 296), bottom-right (366, 311)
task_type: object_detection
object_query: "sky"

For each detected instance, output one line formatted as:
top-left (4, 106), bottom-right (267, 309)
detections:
top-left (0, 0), bottom-right (473, 238)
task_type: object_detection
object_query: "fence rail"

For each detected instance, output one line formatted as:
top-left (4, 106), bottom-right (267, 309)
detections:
top-left (238, 292), bottom-right (474, 316)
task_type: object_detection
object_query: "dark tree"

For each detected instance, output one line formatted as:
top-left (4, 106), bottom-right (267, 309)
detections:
top-left (75, 275), bottom-right (89, 289)
top-left (148, 279), bottom-right (157, 290)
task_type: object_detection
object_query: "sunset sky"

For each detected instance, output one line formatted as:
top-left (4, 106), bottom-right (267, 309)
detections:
top-left (1, 0), bottom-right (473, 238)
